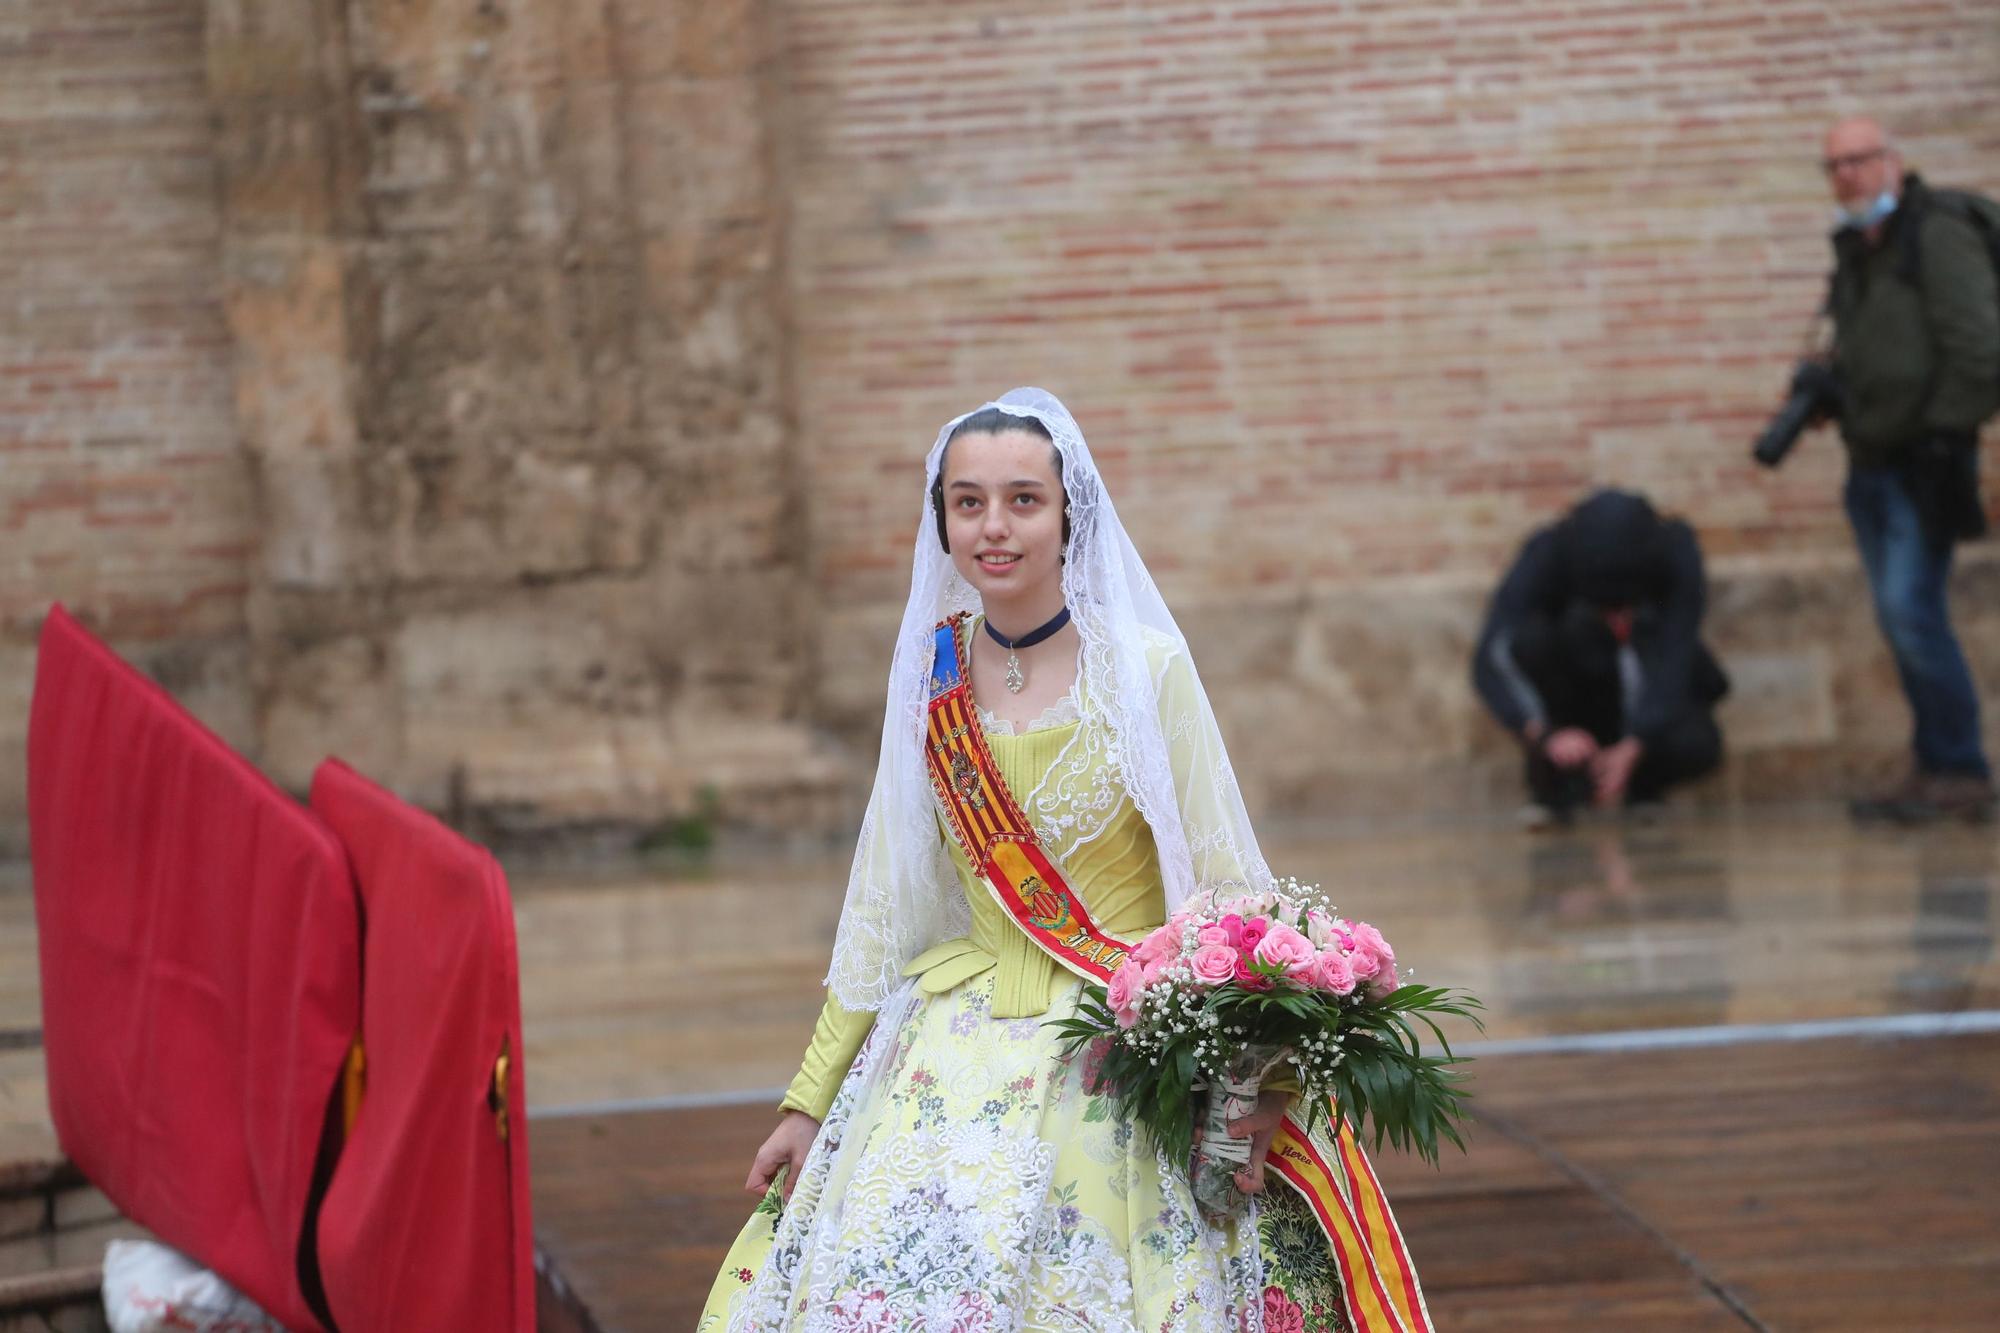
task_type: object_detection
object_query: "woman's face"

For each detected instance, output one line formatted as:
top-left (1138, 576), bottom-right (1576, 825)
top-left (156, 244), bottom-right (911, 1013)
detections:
top-left (939, 429), bottom-right (1066, 606)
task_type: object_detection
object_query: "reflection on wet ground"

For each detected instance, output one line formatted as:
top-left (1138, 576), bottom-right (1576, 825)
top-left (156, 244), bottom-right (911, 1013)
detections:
top-left (2, 809), bottom-right (1995, 1135)
top-left (505, 809), bottom-right (1998, 1110)
top-left (1271, 813), bottom-right (1996, 1041)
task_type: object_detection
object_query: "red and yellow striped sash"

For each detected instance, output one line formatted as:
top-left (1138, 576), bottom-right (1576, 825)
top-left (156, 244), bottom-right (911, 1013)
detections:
top-left (922, 615), bottom-right (1430, 1333)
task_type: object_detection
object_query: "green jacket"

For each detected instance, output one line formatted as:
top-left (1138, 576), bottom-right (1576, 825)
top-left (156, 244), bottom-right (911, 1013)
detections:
top-left (1829, 173), bottom-right (2000, 468)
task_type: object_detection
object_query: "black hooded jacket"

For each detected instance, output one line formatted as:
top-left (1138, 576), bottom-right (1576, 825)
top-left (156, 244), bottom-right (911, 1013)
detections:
top-left (1471, 490), bottom-right (1712, 746)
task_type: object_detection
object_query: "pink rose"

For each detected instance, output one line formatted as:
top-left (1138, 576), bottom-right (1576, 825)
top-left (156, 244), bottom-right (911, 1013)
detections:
top-left (1262, 1286), bottom-right (1305, 1333)
top-left (1238, 918), bottom-right (1270, 953)
top-left (1367, 967), bottom-right (1401, 999)
top-left (1254, 923), bottom-right (1317, 977)
top-left (1134, 926), bottom-right (1176, 966)
top-left (1188, 944), bottom-right (1238, 985)
top-left (1351, 921), bottom-right (1395, 971)
top-left (1313, 949), bottom-right (1357, 995)
top-left (1197, 925), bottom-right (1230, 948)
top-left (1106, 963), bottom-right (1140, 1028)
top-left (1217, 913), bottom-right (1246, 949)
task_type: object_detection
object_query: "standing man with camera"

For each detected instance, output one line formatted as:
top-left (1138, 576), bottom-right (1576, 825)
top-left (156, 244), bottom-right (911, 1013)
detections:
top-left (1803, 117), bottom-right (2000, 823)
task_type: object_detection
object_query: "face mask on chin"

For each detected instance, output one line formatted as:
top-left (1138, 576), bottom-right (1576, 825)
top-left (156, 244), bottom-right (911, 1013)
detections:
top-left (1837, 189), bottom-right (1898, 231)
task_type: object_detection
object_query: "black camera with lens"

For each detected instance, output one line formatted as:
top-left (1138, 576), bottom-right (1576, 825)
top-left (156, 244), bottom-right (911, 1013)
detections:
top-left (1752, 359), bottom-right (1845, 468)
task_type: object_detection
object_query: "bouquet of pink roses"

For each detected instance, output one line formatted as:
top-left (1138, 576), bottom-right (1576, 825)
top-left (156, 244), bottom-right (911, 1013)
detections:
top-left (1048, 879), bottom-right (1480, 1215)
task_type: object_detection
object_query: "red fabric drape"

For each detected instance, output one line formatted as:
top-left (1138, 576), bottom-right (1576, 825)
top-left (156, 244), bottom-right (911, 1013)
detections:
top-left (28, 605), bottom-right (358, 1333)
top-left (310, 758), bottom-right (535, 1333)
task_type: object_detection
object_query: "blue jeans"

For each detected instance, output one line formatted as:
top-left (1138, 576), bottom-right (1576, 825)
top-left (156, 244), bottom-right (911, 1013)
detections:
top-left (1844, 465), bottom-right (1990, 778)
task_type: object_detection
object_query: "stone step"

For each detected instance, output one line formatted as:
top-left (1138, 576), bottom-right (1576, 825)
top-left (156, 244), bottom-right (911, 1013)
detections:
top-left (0, 1156), bottom-right (134, 1330)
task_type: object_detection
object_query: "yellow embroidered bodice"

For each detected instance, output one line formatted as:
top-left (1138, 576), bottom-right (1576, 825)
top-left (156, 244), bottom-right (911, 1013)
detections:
top-left (780, 708), bottom-right (1168, 1121)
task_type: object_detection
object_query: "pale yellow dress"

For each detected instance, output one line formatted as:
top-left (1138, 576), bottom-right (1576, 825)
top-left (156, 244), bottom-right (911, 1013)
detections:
top-left (697, 654), bottom-right (1347, 1332)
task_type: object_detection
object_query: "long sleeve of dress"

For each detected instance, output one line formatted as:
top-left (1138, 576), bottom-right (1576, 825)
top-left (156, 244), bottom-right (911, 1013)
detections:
top-left (778, 993), bottom-right (876, 1122)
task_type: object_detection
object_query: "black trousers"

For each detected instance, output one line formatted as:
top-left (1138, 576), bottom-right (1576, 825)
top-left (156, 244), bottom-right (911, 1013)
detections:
top-left (1511, 606), bottom-right (1725, 809)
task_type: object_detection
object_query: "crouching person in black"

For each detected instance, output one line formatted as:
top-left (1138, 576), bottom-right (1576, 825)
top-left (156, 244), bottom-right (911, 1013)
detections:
top-left (1473, 490), bottom-right (1729, 826)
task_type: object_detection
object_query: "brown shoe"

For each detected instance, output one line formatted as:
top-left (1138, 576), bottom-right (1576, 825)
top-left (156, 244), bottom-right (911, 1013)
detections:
top-left (1921, 773), bottom-right (1997, 825)
top-left (1852, 771), bottom-right (1996, 825)
top-left (1848, 770), bottom-right (1927, 824)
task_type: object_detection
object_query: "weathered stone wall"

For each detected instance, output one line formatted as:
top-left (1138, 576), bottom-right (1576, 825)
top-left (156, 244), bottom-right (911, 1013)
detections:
top-left (0, 0), bottom-right (256, 855)
top-left (204, 0), bottom-right (849, 839)
top-left (786, 0), bottom-right (2000, 820)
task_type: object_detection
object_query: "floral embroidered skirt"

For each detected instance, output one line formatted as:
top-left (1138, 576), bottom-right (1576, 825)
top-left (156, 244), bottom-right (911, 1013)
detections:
top-left (698, 974), bottom-right (1349, 1332)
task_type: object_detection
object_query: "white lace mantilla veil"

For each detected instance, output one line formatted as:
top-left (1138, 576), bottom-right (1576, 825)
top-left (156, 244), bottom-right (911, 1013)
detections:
top-left (825, 387), bottom-right (1276, 1011)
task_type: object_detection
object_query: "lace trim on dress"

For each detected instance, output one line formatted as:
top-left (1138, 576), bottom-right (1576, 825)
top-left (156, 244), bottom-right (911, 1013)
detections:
top-left (977, 690), bottom-right (1082, 737)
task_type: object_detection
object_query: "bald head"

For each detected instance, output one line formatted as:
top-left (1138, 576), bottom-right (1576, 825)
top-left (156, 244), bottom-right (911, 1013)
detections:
top-left (1823, 116), bottom-right (1901, 211)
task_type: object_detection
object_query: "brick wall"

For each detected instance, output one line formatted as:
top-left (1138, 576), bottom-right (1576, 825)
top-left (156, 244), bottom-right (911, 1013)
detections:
top-left (785, 0), bottom-right (2000, 817)
top-left (0, 0), bottom-right (254, 851)
top-left (5, 1), bottom-right (2000, 846)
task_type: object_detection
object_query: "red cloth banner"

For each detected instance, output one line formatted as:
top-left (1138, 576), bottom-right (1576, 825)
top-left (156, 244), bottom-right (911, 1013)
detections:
top-left (28, 605), bottom-right (359, 1333)
top-left (309, 758), bottom-right (535, 1333)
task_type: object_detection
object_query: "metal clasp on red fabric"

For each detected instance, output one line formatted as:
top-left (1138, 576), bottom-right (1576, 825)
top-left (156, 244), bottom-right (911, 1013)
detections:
top-left (489, 1035), bottom-right (512, 1142)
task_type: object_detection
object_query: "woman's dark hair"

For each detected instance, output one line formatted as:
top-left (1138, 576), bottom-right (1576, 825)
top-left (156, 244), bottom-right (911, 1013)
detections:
top-left (948, 407), bottom-right (1054, 447)
top-left (930, 408), bottom-right (1067, 554)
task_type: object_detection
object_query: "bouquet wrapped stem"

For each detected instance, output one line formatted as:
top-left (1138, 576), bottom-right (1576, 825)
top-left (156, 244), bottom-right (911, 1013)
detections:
top-left (1191, 1043), bottom-right (1288, 1218)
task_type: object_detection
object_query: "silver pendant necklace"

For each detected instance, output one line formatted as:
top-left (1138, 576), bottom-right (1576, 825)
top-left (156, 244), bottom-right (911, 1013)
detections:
top-left (983, 607), bottom-right (1072, 694)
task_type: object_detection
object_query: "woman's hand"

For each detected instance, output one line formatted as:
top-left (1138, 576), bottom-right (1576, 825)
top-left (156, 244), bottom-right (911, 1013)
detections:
top-left (1224, 1088), bottom-right (1294, 1196)
top-left (746, 1110), bottom-right (820, 1203)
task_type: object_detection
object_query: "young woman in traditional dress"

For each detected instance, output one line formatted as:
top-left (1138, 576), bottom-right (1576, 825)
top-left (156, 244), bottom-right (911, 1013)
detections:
top-left (699, 389), bottom-right (1428, 1332)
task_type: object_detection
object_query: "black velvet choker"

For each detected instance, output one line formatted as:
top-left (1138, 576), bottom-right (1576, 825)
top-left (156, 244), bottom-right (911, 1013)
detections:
top-left (983, 607), bottom-right (1071, 693)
